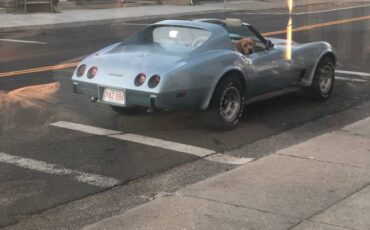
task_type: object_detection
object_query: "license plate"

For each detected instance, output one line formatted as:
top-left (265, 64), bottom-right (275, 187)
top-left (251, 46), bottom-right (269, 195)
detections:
top-left (102, 88), bottom-right (125, 105)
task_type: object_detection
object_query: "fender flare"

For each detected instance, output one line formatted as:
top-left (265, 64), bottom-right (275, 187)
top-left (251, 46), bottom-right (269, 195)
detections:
top-left (200, 67), bottom-right (247, 110)
top-left (302, 51), bottom-right (336, 86)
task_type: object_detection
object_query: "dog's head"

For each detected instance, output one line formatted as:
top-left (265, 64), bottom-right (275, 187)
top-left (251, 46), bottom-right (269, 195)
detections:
top-left (236, 38), bottom-right (255, 55)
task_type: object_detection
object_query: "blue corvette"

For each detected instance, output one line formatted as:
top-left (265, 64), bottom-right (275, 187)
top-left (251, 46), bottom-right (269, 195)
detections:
top-left (72, 18), bottom-right (335, 129)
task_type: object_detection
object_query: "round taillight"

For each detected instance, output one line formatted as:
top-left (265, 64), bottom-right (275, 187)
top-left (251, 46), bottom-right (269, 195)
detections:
top-left (148, 75), bottom-right (160, 88)
top-left (76, 64), bottom-right (86, 77)
top-left (135, 73), bottom-right (146, 86)
top-left (87, 66), bottom-right (98, 79)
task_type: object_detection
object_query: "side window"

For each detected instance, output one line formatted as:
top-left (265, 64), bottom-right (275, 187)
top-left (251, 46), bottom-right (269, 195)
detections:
top-left (225, 25), bottom-right (266, 53)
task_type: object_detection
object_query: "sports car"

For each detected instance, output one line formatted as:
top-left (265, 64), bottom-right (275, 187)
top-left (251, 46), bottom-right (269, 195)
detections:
top-left (72, 18), bottom-right (336, 129)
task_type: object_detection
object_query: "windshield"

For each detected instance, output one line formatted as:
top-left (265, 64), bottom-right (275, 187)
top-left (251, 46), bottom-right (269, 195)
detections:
top-left (152, 26), bottom-right (211, 52)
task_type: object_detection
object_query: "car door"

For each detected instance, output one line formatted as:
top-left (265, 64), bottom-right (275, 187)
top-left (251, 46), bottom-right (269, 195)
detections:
top-left (231, 25), bottom-right (300, 97)
top-left (246, 45), bottom-right (289, 97)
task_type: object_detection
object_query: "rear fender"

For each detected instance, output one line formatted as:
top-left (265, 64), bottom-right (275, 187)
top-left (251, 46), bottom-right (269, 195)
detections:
top-left (201, 66), bottom-right (247, 110)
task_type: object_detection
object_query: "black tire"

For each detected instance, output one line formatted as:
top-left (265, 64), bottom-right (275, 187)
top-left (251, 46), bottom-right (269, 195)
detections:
top-left (205, 76), bottom-right (245, 130)
top-left (306, 56), bottom-right (335, 100)
top-left (110, 106), bottom-right (139, 115)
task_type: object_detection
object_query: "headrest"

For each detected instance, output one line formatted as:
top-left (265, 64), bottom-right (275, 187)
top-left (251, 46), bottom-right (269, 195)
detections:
top-left (225, 18), bottom-right (242, 27)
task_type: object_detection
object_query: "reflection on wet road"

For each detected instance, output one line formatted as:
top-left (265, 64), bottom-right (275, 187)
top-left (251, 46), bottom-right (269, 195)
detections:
top-left (0, 4), bottom-right (370, 229)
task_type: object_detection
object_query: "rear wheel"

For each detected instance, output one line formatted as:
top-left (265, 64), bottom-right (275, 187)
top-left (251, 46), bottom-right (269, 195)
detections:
top-left (307, 56), bottom-right (335, 100)
top-left (206, 76), bottom-right (245, 130)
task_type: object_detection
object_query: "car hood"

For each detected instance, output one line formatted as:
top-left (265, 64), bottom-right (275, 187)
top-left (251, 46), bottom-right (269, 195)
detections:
top-left (73, 44), bottom-right (186, 90)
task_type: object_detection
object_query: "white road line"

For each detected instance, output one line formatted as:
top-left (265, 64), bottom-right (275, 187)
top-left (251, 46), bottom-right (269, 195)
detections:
top-left (0, 152), bottom-right (119, 188)
top-left (50, 121), bottom-right (252, 165)
top-left (113, 133), bottom-right (215, 157)
top-left (0, 39), bottom-right (47, 44)
top-left (51, 121), bottom-right (121, 135)
top-left (50, 121), bottom-right (214, 157)
top-left (336, 76), bottom-right (368, 83)
top-left (336, 70), bottom-right (370, 78)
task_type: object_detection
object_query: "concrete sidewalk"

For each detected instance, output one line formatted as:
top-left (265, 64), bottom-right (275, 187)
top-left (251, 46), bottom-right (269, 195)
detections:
top-left (82, 109), bottom-right (370, 229)
top-left (0, 0), bottom-right (365, 32)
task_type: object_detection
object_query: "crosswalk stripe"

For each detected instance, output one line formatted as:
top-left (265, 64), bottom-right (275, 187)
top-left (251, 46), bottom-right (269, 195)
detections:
top-left (50, 121), bottom-right (214, 157)
top-left (50, 121), bottom-right (252, 165)
top-left (0, 152), bottom-right (120, 188)
top-left (51, 121), bottom-right (121, 136)
top-left (0, 38), bottom-right (47, 44)
top-left (336, 76), bottom-right (368, 83)
top-left (112, 133), bottom-right (215, 157)
top-left (336, 70), bottom-right (370, 78)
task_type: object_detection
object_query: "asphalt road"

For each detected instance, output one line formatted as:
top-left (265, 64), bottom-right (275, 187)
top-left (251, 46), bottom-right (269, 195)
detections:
top-left (1, 4), bottom-right (370, 229)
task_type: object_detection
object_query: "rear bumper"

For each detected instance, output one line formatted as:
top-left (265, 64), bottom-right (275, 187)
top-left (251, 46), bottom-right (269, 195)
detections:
top-left (72, 81), bottom-right (210, 111)
top-left (73, 81), bottom-right (155, 108)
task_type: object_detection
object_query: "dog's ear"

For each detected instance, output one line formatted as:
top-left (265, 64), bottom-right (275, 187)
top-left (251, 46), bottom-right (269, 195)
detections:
top-left (251, 39), bottom-right (255, 47)
top-left (235, 40), bottom-right (243, 53)
top-left (242, 39), bottom-right (249, 48)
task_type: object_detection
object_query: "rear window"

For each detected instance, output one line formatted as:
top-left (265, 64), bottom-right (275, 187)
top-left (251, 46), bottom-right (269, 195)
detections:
top-left (152, 26), bottom-right (211, 52)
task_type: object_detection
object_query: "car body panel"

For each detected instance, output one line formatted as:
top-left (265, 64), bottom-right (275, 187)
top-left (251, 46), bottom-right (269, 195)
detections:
top-left (72, 19), bottom-right (335, 111)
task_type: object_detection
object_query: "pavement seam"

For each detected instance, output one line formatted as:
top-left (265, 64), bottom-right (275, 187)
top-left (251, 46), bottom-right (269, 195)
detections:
top-left (276, 153), bottom-right (370, 170)
top-left (286, 182), bottom-right (370, 230)
top-left (336, 129), bottom-right (370, 140)
top-left (305, 220), bottom-right (359, 230)
top-left (182, 193), bottom-right (300, 220)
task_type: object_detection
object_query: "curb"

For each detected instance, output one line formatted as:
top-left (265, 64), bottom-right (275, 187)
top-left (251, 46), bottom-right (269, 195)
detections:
top-left (1, 1), bottom-right (366, 32)
top-left (0, 1), bottom-right (346, 33)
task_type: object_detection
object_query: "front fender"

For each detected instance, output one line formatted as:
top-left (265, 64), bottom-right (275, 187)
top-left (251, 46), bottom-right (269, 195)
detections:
top-left (297, 42), bottom-right (335, 86)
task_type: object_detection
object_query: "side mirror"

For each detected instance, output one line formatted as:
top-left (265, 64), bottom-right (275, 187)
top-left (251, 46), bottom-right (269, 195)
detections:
top-left (266, 40), bottom-right (274, 49)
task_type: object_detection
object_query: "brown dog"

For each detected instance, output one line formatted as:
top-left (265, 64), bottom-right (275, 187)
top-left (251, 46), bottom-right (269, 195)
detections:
top-left (235, 38), bottom-right (255, 55)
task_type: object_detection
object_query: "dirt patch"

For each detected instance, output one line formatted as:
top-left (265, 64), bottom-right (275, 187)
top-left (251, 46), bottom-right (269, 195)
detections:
top-left (0, 83), bottom-right (60, 135)
top-left (0, 82), bottom-right (59, 108)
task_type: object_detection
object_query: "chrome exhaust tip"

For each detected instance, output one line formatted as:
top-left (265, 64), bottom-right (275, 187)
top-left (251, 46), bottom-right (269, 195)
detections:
top-left (91, 97), bottom-right (98, 103)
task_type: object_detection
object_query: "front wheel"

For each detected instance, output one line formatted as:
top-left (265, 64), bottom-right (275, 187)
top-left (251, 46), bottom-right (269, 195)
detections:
top-left (306, 57), bottom-right (335, 100)
top-left (206, 77), bottom-right (245, 130)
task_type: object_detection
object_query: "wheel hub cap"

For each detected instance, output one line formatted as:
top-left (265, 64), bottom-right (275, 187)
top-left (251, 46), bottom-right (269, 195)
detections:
top-left (319, 65), bottom-right (333, 94)
top-left (220, 86), bottom-right (241, 122)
